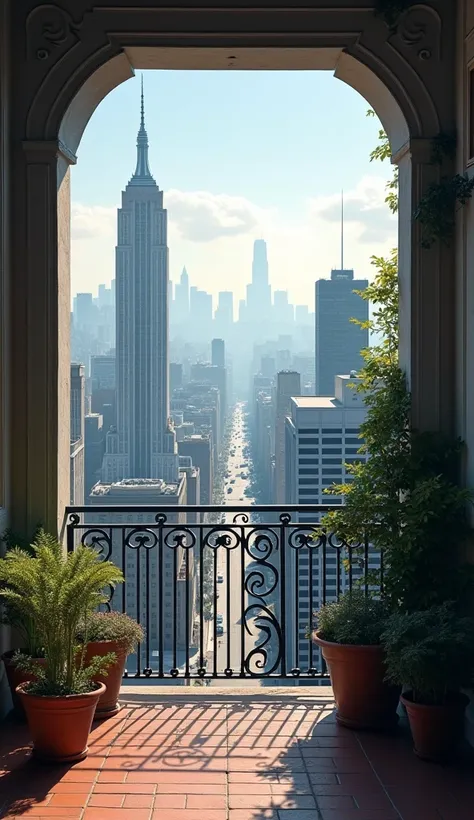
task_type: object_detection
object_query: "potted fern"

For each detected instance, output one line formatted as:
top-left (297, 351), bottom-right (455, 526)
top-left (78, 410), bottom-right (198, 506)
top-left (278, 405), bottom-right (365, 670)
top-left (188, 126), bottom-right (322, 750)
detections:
top-left (0, 531), bottom-right (123, 762)
top-left (77, 612), bottom-right (144, 718)
top-left (313, 591), bottom-right (400, 729)
top-left (1, 527), bottom-right (45, 715)
top-left (381, 604), bottom-right (474, 761)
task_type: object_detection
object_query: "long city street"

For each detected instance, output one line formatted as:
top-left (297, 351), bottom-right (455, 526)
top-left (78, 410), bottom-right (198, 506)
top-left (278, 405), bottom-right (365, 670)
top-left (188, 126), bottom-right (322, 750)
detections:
top-left (205, 402), bottom-right (268, 685)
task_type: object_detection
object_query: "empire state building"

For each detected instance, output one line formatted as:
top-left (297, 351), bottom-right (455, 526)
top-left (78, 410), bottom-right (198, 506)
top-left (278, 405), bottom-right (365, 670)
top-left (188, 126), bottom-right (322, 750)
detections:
top-left (102, 81), bottom-right (178, 483)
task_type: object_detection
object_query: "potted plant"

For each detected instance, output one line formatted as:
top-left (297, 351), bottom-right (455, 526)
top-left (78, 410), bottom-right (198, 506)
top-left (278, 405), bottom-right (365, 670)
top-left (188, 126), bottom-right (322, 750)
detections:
top-left (313, 591), bottom-right (399, 730)
top-left (0, 530), bottom-right (123, 762)
top-left (77, 611), bottom-right (144, 718)
top-left (381, 604), bottom-right (474, 761)
top-left (1, 527), bottom-right (45, 715)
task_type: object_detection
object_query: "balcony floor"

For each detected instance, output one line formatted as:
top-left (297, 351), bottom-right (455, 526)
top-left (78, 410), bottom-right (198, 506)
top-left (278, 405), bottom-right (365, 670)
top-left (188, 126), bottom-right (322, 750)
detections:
top-left (0, 687), bottom-right (473, 820)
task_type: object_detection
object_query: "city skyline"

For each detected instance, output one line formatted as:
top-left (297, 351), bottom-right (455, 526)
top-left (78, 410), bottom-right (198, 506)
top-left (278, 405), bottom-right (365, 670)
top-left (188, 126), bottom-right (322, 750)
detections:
top-left (71, 70), bottom-right (396, 306)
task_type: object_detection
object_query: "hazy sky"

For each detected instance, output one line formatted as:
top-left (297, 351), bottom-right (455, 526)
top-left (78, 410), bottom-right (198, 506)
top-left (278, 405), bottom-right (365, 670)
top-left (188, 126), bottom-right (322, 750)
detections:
top-left (71, 70), bottom-right (397, 308)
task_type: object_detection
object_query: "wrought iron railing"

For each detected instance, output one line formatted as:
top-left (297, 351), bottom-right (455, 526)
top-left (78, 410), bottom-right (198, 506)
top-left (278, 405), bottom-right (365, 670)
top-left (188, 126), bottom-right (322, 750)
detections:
top-left (66, 505), bottom-right (381, 682)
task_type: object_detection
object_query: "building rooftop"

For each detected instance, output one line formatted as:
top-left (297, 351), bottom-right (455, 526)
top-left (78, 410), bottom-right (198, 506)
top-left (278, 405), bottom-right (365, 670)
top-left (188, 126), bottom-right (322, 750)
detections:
top-left (292, 396), bottom-right (339, 408)
top-left (90, 478), bottom-right (180, 496)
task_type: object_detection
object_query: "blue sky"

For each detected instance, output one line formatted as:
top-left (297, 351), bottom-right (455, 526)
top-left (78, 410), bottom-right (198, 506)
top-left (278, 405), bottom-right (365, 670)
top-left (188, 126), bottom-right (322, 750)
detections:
top-left (71, 70), bottom-right (396, 308)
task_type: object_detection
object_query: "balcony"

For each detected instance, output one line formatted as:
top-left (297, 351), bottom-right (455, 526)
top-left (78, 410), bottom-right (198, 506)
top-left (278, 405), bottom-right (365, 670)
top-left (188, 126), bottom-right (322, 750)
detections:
top-left (1, 504), bottom-right (473, 820)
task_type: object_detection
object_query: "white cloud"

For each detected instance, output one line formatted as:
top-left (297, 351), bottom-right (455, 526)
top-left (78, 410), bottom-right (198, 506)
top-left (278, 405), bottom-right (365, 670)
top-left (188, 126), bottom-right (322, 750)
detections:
top-left (312, 176), bottom-right (397, 244)
top-left (71, 204), bottom-right (115, 240)
top-left (71, 175), bottom-right (397, 306)
top-left (166, 189), bottom-right (272, 242)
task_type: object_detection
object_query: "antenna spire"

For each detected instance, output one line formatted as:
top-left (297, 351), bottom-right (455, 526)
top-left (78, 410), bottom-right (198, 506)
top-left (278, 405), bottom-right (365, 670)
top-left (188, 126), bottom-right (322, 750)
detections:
top-left (341, 189), bottom-right (344, 271)
top-left (130, 74), bottom-right (155, 186)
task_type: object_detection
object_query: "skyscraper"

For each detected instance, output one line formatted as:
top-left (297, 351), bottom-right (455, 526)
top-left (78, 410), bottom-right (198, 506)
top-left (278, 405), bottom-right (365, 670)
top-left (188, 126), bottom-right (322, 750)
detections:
top-left (273, 370), bottom-right (301, 503)
top-left (315, 199), bottom-right (368, 395)
top-left (173, 266), bottom-right (190, 324)
top-left (70, 364), bottom-right (85, 505)
top-left (214, 291), bottom-right (233, 335)
top-left (246, 239), bottom-right (271, 323)
top-left (211, 338), bottom-right (225, 368)
top-left (315, 270), bottom-right (368, 396)
top-left (102, 79), bottom-right (178, 483)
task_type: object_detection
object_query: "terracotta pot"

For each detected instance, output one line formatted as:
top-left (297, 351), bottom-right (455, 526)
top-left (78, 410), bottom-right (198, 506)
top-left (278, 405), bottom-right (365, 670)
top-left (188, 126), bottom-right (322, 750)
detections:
top-left (17, 681), bottom-right (106, 763)
top-left (401, 691), bottom-right (469, 762)
top-left (314, 632), bottom-right (400, 730)
top-left (82, 640), bottom-right (127, 719)
top-left (1, 651), bottom-right (46, 717)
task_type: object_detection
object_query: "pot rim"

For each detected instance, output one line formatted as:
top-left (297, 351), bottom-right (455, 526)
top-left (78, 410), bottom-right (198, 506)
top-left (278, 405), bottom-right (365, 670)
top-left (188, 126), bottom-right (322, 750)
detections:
top-left (401, 691), bottom-right (470, 711)
top-left (313, 630), bottom-right (383, 651)
top-left (81, 638), bottom-right (129, 650)
top-left (16, 680), bottom-right (107, 701)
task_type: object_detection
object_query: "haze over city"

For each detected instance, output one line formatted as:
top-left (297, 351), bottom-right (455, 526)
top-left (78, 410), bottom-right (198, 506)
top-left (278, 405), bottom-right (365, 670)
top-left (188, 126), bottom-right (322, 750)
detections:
top-left (71, 70), bottom-right (396, 308)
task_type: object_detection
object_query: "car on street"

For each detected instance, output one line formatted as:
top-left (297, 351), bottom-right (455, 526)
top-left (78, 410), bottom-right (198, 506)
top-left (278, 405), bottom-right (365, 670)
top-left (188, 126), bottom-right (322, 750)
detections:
top-left (216, 625), bottom-right (224, 636)
top-left (217, 574), bottom-right (224, 583)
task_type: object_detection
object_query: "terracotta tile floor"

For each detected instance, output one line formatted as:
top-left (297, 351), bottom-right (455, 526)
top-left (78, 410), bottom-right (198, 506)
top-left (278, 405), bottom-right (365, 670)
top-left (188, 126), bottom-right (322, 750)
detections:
top-left (0, 692), bottom-right (473, 820)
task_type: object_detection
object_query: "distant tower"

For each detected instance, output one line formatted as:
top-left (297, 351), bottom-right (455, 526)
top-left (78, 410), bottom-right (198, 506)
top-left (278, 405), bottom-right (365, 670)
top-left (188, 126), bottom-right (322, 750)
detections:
top-left (274, 370), bottom-right (301, 503)
top-left (102, 77), bottom-right (178, 482)
top-left (173, 266), bottom-right (190, 324)
top-left (246, 239), bottom-right (272, 323)
top-left (315, 191), bottom-right (368, 396)
top-left (211, 338), bottom-right (225, 368)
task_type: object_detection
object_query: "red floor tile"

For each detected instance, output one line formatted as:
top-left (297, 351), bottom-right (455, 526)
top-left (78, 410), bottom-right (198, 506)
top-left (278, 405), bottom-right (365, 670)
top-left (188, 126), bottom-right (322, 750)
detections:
top-left (1, 697), bottom-right (473, 820)
top-left (152, 812), bottom-right (226, 820)
top-left (153, 795), bottom-right (186, 808)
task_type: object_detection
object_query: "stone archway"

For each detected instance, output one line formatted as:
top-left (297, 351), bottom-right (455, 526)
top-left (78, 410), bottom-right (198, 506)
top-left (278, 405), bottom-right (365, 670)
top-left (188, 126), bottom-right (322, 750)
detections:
top-left (4, 2), bottom-right (456, 535)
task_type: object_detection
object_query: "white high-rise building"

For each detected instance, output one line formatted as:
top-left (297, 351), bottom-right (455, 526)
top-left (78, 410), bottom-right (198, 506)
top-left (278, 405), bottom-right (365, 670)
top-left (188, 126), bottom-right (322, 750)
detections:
top-left (102, 80), bottom-right (179, 484)
top-left (284, 375), bottom-right (379, 674)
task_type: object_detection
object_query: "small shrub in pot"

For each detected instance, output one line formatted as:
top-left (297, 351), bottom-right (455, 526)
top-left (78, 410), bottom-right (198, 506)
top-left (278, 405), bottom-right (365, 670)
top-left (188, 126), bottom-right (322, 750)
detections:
top-left (314, 591), bottom-right (400, 730)
top-left (77, 611), bottom-right (144, 718)
top-left (381, 604), bottom-right (474, 761)
top-left (0, 531), bottom-right (123, 762)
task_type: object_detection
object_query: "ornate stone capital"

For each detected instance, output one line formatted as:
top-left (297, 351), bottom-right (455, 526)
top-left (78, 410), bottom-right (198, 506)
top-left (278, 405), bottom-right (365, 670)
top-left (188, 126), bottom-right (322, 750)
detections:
top-left (26, 3), bottom-right (82, 63)
top-left (389, 4), bottom-right (442, 62)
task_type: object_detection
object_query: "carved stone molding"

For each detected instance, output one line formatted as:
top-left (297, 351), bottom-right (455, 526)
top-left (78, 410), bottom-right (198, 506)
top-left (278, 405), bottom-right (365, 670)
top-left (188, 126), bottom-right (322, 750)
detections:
top-left (26, 3), bottom-right (82, 63)
top-left (389, 4), bottom-right (442, 62)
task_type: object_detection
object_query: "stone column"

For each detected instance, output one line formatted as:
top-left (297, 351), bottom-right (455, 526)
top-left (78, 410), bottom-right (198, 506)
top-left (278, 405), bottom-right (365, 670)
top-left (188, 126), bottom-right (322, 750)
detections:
top-left (9, 141), bottom-right (74, 538)
top-left (397, 139), bottom-right (456, 436)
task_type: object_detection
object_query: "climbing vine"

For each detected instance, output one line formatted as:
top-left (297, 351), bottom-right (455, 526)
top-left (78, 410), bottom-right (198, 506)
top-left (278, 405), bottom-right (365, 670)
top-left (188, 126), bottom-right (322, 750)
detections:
top-left (413, 132), bottom-right (474, 249)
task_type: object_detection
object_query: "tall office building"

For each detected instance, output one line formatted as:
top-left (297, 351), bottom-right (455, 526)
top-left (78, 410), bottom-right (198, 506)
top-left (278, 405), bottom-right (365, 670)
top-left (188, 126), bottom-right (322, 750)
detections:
top-left (246, 239), bottom-right (271, 323)
top-left (214, 291), bottom-right (233, 335)
top-left (315, 270), bottom-right (368, 395)
top-left (173, 266), bottom-right (190, 324)
top-left (70, 364), bottom-right (85, 505)
top-left (211, 338), bottom-right (225, 368)
top-left (284, 375), bottom-right (379, 672)
top-left (274, 370), bottom-right (301, 503)
top-left (101, 81), bottom-right (178, 484)
top-left (189, 286), bottom-right (213, 337)
top-left (274, 290), bottom-right (294, 326)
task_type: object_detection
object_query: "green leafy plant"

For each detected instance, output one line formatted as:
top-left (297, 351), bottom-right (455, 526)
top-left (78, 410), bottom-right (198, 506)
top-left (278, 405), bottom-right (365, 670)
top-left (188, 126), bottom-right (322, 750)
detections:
top-left (323, 124), bottom-right (474, 615)
top-left (367, 110), bottom-right (399, 215)
top-left (0, 530), bottom-right (124, 695)
top-left (315, 591), bottom-right (390, 646)
top-left (414, 174), bottom-right (474, 249)
top-left (374, 0), bottom-right (413, 28)
top-left (77, 611), bottom-right (144, 655)
top-left (1, 526), bottom-right (44, 656)
top-left (381, 604), bottom-right (474, 704)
